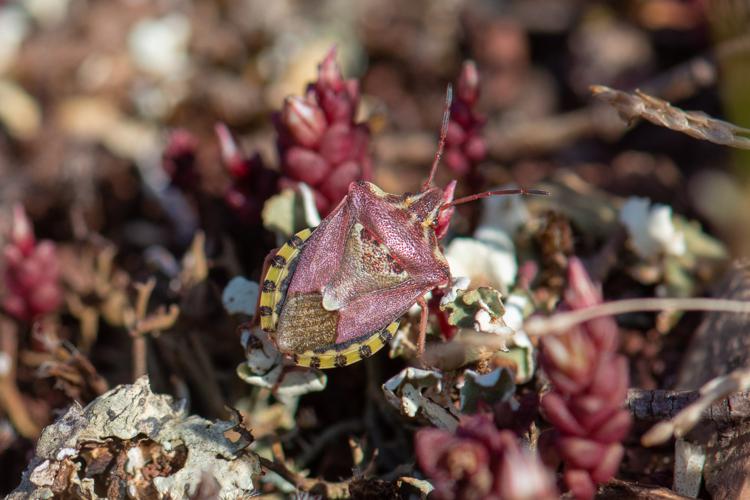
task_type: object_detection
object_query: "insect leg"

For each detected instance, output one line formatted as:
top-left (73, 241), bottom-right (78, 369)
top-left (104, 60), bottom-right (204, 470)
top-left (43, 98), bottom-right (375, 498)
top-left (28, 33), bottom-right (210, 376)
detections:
top-left (416, 295), bottom-right (429, 360)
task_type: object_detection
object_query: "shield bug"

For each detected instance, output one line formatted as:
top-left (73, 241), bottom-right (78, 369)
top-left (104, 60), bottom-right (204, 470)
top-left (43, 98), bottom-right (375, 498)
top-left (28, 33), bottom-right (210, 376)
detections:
top-left (257, 86), bottom-right (546, 369)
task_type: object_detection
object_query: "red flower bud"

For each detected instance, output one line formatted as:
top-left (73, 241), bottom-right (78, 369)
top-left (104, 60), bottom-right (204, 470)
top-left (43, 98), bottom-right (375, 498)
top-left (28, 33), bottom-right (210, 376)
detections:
top-left (162, 129), bottom-right (199, 190)
top-left (318, 87), bottom-right (355, 124)
top-left (282, 96), bottom-right (327, 148)
top-left (319, 123), bottom-right (356, 166)
top-left (283, 147), bottom-right (331, 186)
top-left (564, 469), bottom-right (596, 500)
top-left (464, 135), bottom-right (487, 163)
top-left (318, 160), bottom-right (360, 205)
top-left (445, 148), bottom-right (471, 176)
top-left (317, 47), bottom-right (345, 92)
top-left (216, 122), bottom-right (257, 180)
top-left (445, 121), bottom-right (466, 147)
top-left (457, 60), bottom-right (480, 105)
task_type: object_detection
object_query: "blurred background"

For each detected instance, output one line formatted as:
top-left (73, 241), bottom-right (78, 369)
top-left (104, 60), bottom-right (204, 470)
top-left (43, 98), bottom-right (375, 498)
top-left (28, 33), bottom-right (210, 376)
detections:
top-left (1, 0), bottom-right (749, 495)
top-left (1, 0), bottom-right (748, 254)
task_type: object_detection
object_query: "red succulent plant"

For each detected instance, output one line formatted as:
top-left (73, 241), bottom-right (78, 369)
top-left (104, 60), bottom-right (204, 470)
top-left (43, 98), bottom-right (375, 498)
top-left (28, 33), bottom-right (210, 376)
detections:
top-left (415, 414), bottom-right (557, 500)
top-left (162, 129), bottom-right (200, 191)
top-left (216, 123), bottom-right (279, 225)
top-left (274, 48), bottom-right (372, 215)
top-left (539, 257), bottom-right (631, 500)
top-left (2, 205), bottom-right (62, 322)
top-left (444, 61), bottom-right (487, 177)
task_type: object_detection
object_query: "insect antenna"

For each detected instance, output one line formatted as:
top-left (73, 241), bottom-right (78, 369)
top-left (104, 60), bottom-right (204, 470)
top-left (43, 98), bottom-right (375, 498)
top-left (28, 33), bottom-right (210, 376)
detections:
top-left (422, 84), bottom-right (453, 190)
top-left (440, 187), bottom-right (549, 210)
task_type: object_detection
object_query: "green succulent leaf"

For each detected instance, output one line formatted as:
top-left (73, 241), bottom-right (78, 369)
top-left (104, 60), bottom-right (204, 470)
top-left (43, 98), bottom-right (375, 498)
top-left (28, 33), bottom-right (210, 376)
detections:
top-left (262, 189), bottom-right (310, 239)
top-left (441, 287), bottom-right (505, 329)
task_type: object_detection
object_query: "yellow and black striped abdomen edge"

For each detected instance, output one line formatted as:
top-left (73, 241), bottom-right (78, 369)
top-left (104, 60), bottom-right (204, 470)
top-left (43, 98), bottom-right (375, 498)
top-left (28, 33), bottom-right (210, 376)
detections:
top-left (259, 228), bottom-right (399, 369)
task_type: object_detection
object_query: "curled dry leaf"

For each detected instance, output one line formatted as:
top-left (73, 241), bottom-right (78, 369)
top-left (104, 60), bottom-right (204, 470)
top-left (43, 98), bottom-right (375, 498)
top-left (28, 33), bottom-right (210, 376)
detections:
top-left (382, 367), bottom-right (459, 431)
top-left (460, 367), bottom-right (516, 414)
top-left (236, 326), bottom-right (327, 397)
top-left (0, 79), bottom-right (41, 140)
top-left (179, 231), bottom-right (208, 289)
top-left (221, 276), bottom-right (259, 317)
top-left (7, 377), bottom-right (260, 499)
top-left (591, 85), bottom-right (750, 149)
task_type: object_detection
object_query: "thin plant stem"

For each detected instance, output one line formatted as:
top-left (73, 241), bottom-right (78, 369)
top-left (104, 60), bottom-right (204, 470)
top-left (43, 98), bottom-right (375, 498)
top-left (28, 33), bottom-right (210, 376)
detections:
top-left (524, 297), bottom-right (750, 337)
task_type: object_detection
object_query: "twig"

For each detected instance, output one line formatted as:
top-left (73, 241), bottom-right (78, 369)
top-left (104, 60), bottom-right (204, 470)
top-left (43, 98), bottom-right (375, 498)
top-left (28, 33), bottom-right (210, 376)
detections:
top-left (258, 456), bottom-right (351, 498)
top-left (0, 318), bottom-right (40, 439)
top-left (524, 297), bottom-right (750, 337)
top-left (297, 419), bottom-right (363, 468)
top-left (130, 279), bottom-right (156, 380)
top-left (641, 368), bottom-right (750, 447)
top-left (601, 479), bottom-right (692, 499)
top-left (133, 305), bottom-right (180, 335)
top-left (173, 335), bottom-right (227, 418)
top-left (591, 85), bottom-right (750, 149)
top-left (127, 278), bottom-right (180, 381)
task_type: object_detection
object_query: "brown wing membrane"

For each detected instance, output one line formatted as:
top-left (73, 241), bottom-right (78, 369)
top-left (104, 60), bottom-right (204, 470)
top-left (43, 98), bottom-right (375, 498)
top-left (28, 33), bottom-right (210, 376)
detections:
top-left (276, 292), bottom-right (338, 353)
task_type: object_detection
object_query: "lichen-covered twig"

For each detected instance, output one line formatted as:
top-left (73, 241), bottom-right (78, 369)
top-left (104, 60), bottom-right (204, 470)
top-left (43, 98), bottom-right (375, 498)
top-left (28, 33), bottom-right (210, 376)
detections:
top-left (627, 388), bottom-right (750, 423)
top-left (126, 278), bottom-right (180, 379)
top-left (129, 280), bottom-right (153, 380)
top-left (641, 368), bottom-right (750, 447)
top-left (258, 456), bottom-right (351, 498)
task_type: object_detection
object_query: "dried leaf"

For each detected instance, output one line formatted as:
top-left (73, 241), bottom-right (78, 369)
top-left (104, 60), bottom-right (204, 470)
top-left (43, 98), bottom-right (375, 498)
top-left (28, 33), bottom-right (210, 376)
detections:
top-left (236, 327), bottom-right (326, 397)
top-left (262, 188), bottom-right (315, 240)
top-left (222, 277), bottom-right (259, 316)
top-left (592, 85), bottom-right (750, 149)
top-left (0, 79), bottom-right (41, 140)
top-left (180, 231), bottom-right (208, 288)
top-left (398, 476), bottom-right (434, 497)
top-left (676, 217), bottom-right (728, 262)
top-left (382, 367), bottom-right (459, 430)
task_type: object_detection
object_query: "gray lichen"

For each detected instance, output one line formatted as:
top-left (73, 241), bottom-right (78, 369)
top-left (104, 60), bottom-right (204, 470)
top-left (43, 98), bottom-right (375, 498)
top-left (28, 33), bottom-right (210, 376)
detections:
top-left (7, 376), bottom-right (260, 500)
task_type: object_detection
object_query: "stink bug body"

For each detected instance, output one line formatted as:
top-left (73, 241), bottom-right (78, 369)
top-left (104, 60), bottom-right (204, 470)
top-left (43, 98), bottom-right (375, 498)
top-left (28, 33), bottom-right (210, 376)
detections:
top-left (258, 87), bottom-right (545, 368)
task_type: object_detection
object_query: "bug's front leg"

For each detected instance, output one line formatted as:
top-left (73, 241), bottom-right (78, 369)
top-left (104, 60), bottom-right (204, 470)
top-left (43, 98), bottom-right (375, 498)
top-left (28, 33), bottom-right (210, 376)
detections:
top-left (416, 296), bottom-right (429, 362)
